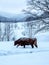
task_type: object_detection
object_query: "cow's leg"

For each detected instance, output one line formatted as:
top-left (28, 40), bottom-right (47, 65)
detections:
top-left (31, 44), bottom-right (34, 48)
top-left (34, 39), bottom-right (38, 48)
top-left (35, 44), bottom-right (38, 48)
top-left (23, 45), bottom-right (25, 48)
top-left (16, 44), bottom-right (19, 47)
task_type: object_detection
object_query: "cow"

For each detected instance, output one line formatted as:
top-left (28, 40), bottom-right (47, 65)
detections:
top-left (14, 38), bottom-right (38, 48)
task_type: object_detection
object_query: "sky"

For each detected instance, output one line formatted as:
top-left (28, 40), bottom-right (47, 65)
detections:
top-left (0, 0), bottom-right (27, 14)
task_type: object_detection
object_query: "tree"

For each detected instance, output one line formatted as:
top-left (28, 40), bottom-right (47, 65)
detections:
top-left (5, 23), bottom-right (10, 41)
top-left (23, 0), bottom-right (49, 35)
top-left (0, 22), bottom-right (2, 41)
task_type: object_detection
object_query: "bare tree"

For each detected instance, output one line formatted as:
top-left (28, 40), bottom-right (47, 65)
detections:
top-left (0, 22), bottom-right (2, 41)
top-left (23, 0), bottom-right (49, 35)
top-left (24, 0), bottom-right (49, 14)
top-left (5, 23), bottom-right (10, 41)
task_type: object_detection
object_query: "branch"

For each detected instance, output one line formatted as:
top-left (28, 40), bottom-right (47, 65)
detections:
top-left (22, 10), bottom-right (38, 17)
top-left (27, 0), bottom-right (49, 12)
top-left (34, 25), bottom-right (46, 35)
top-left (42, 19), bottom-right (49, 24)
top-left (38, 0), bottom-right (49, 11)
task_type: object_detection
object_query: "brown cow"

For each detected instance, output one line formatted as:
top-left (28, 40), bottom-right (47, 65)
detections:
top-left (14, 38), bottom-right (38, 48)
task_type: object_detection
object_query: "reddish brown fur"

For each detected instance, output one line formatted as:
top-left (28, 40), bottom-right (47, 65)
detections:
top-left (14, 38), bottom-right (38, 48)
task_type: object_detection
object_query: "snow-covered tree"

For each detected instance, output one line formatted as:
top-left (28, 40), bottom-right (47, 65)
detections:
top-left (23, 0), bottom-right (49, 35)
top-left (0, 22), bottom-right (2, 41)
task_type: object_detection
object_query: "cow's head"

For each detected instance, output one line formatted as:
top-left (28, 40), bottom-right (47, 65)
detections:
top-left (14, 40), bottom-right (18, 46)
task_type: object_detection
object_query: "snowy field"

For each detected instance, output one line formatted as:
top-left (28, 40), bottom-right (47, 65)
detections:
top-left (0, 32), bottom-right (49, 65)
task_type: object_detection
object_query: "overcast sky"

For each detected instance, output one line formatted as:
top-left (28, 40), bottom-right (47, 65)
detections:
top-left (0, 0), bottom-right (27, 14)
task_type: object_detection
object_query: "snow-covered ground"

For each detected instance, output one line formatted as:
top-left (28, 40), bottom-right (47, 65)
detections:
top-left (0, 32), bottom-right (49, 65)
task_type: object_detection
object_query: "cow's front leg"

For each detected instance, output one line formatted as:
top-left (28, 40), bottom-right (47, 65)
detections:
top-left (23, 45), bottom-right (25, 48)
top-left (16, 44), bottom-right (19, 48)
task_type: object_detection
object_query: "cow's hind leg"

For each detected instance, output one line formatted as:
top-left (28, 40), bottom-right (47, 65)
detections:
top-left (35, 44), bottom-right (38, 48)
top-left (31, 44), bottom-right (34, 48)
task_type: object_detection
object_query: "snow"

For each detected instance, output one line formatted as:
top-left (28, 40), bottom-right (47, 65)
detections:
top-left (0, 32), bottom-right (49, 65)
